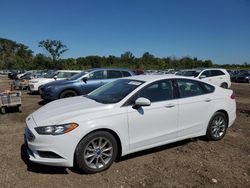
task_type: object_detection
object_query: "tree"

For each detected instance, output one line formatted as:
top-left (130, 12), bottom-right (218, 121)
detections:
top-left (0, 38), bottom-right (33, 69)
top-left (38, 39), bottom-right (68, 62)
top-left (120, 51), bottom-right (135, 64)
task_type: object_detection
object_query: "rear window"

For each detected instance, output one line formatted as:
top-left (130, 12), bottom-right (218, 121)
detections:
top-left (122, 71), bottom-right (132, 77)
top-left (107, 70), bottom-right (123, 78)
top-left (200, 83), bottom-right (215, 93)
top-left (211, 70), bottom-right (225, 76)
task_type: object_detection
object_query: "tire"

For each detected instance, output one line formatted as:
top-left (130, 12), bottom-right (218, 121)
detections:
top-left (75, 131), bottom-right (118, 174)
top-left (59, 90), bottom-right (78, 99)
top-left (220, 83), bottom-right (228, 89)
top-left (0, 107), bottom-right (6, 114)
top-left (206, 112), bottom-right (228, 141)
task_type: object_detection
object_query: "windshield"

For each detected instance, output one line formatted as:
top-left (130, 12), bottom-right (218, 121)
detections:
top-left (176, 70), bottom-right (199, 77)
top-left (86, 79), bottom-right (144, 104)
top-left (68, 71), bottom-right (87, 80)
top-left (44, 70), bottom-right (57, 78)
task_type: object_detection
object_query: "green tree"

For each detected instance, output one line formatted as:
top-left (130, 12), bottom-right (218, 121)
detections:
top-left (0, 38), bottom-right (33, 69)
top-left (120, 51), bottom-right (135, 64)
top-left (38, 39), bottom-right (68, 62)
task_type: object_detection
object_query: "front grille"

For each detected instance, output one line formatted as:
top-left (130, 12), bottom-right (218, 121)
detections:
top-left (25, 127), bottom-right (35, 142)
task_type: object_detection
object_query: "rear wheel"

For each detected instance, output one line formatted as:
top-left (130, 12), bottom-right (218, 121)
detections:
top-left (206, 112), bottom-right (228, 141)
top-left (220, 83), bottom-right (228, 89)
top-left (59, 90), bottom-right (78, 99)
top-left (75, 131), bottom-right (118, 174)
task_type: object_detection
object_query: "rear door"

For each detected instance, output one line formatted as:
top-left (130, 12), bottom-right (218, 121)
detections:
top-left (175, 79), bottom-right (215, 138)
top-left (210, 70), bottom-right (226, 86)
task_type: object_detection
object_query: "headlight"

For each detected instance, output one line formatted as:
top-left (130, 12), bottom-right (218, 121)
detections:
top-left (30, 80), bottom-right (38, 83)
top-left (35, 123), bottom-right (78, 135)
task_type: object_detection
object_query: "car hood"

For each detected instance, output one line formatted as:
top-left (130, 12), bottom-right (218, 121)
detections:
top-left (30, 78), bottom-right (55, 83)
top-left (31, 96), bottom-right (109, 127)
top-left (43, 79), bottom-right (77, 87)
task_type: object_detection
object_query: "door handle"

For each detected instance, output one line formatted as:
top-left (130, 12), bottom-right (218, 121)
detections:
top-left (165, 104), bottom-right (175, 108)
top-left (204, 98), bottom-right (212, 102)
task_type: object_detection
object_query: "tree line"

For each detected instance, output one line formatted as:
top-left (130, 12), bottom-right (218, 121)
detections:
top-left (0, 38), bottom-right (249, 70)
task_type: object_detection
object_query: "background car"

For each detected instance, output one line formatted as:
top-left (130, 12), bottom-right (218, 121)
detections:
top-left (25, 75), bottom-right (236, 173)
top-left (28, 70), bottom-right (81, 93)
top-left (235, 71), bottom-right (250, 83)
top-left (176, 68), bottom-right (231, 88)
top-left (39, 68), bottom-right (135, 101)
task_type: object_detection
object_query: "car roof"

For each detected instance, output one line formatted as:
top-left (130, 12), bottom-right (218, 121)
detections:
top-left (123, 74), bottom-right (198, 82)
top-left (88, 68), bottom-right (133, 71)
top-left (56, 70), bottom-right (81, 73)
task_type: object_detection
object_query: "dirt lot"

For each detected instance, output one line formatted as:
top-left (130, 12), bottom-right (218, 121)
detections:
top-left (0, 75), bottom-right (249, 188)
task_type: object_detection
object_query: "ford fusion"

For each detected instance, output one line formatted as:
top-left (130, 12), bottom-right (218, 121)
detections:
top-left (24, 75), bottom-right (236, 173)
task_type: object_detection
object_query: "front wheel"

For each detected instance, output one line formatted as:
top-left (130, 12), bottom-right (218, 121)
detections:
top-left (75, 131), bottom-right (118, 174)
top-left (59, 90), bottom-right (78, 99)
top-left (206, 112), bottom-right (228, 141)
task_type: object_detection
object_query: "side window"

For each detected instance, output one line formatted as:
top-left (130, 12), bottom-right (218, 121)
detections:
top-left (132, 80), bottom-right (173, 103)
top-left (201, 83), bottom-right (215, 93)
top-left (201, 70), bottom-right (211, 77)
top-left (88, 70), bottom-right (105, 80)
top-left (70, 72), bottom-right (79, 77)
top-left (177, 79), bottom-right (205, 98)
top-left (122, 71), bottom-right (131, 77)
top-left (211, 70), bottom-right (225, 76)
top-left (107, 70), bottom-right (122, 79)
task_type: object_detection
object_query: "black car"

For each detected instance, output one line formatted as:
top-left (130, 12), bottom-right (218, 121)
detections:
top-left (235, 72), bottom-right (250, 83)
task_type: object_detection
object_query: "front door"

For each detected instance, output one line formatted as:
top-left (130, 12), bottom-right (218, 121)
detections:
top-left (126, 79), bottom-right (179, 151)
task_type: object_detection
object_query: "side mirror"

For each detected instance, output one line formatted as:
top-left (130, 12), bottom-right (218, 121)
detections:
top-left (199, 75), bottom-right (206, 79)
top-left (54, 75), bottom-right (58, 80)
top-left (82, 77), bottom-right (88, 83)
top-left (133, 97), bottom-right (151, 109)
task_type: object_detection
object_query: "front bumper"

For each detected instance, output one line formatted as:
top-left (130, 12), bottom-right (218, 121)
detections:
top-left (40, 88), bottom-right (58, 101)
top-left (24, 118), bottom-right (79, 167)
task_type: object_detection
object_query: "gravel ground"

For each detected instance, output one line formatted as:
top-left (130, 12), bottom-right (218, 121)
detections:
top-left (0, 75), bottom-right (249, 188)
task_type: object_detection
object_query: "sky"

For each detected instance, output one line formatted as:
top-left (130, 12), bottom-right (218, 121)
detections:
top-left (0, 0), bottom-right (250, 64)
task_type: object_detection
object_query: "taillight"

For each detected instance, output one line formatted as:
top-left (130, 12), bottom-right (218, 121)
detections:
top-left (230, 93), bottom-right (236, 99)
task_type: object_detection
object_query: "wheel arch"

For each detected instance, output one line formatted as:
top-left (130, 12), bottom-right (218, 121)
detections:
top-left (215, 109), bottom-right (229, 126)
top-left (59, 88), bottom-right (80, 98)
top-left (74, 128), bottom-right (122, 161)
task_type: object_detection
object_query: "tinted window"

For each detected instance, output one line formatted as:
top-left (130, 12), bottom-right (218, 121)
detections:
top-left (57, 72), bottom-right (78, 78)
top-left (201, 70), bottom-right (211, 77)
top-left (107, 70), bottom-right (122, 78)
top-left (201, 82), bottom-right (215, 93)
top-left (177, 79), bottom-right (205, 98)
top-left (131, 80), bottom-right (173, 103)
top-left (122, 71), bottom-right (131, 77)
top-left (211, 70), bottom-right (225, 76)
top-left (88, 70), bottom-right (105, 80)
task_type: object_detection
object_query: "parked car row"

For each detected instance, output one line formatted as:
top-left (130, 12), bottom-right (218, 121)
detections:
top-left (228, 70), bottom-right (250, 83)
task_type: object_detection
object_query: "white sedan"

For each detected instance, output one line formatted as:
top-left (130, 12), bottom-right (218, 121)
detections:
top-left (24, 75), bottom-right (236, 173)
